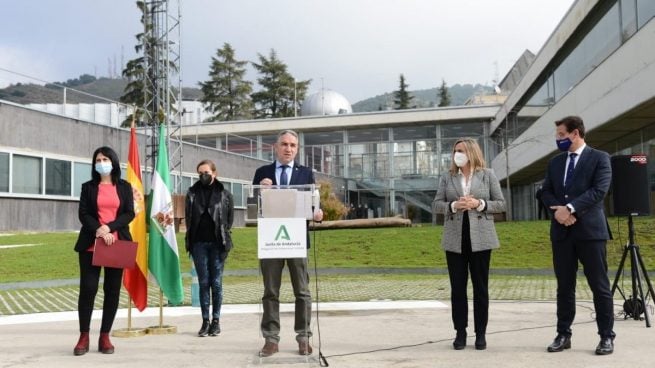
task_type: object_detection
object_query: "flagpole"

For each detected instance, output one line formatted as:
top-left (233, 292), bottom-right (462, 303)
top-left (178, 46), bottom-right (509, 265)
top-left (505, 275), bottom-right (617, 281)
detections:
top-left (114, 113), bottom-right (148, 338)
top-left (147, 289), bottom-right (177, 334)
top-left (113, 297), bottom-right (147, 337)
top-left (146, 122), bottom-right (182, 335)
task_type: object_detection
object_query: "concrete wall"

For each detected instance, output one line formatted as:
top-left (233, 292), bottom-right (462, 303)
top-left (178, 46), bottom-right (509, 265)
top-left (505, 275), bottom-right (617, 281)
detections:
top-left (0, 102), bottom-right (264, 231)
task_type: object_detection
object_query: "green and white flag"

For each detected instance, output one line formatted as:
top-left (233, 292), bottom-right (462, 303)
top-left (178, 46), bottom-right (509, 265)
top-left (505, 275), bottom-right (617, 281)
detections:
top-left (148, 124), bottom-right (183, 305)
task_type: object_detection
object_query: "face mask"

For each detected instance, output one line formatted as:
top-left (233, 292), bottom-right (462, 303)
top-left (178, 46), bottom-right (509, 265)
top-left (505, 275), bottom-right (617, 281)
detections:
top-left (453, 152), bottom-right (469, 167)
top-left (95, 162), bottom-right (113, 176)
top-left (556, 137), bottom-right (572, 151)
top-left (198, 173), bottom-right (213, 186)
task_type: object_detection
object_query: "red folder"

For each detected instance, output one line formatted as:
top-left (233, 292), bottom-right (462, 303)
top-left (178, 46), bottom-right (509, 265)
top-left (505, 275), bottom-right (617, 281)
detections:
top-left (92, 238), bottom-right (138, 269)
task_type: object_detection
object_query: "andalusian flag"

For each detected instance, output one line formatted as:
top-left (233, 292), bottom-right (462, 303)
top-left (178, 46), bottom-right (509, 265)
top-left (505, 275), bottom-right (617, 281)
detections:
top-left (147, 124), bottom-right (184, 304)
top-left (123, 123), bottom-right (148, 311)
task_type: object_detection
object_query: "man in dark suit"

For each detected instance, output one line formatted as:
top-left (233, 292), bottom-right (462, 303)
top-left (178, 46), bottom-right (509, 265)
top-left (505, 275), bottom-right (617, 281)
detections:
top-left (253, 130), bottom-right (323, 357)
top-left (541, 116), bottom-right (615, 355)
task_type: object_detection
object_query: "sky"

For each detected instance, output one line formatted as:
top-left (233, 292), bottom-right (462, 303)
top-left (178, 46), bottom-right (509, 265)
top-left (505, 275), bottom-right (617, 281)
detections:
top-left (0, 0), bottom-right (575, 103)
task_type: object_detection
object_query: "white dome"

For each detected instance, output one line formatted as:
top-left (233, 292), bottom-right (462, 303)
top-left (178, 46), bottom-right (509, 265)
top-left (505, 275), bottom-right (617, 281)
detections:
top-left (300, 90), bottom-right (352, 116)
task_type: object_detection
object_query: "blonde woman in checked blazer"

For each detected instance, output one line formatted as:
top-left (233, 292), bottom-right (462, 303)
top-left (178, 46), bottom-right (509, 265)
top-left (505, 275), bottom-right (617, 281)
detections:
top-left (432, 137), bottom-right (505, 351)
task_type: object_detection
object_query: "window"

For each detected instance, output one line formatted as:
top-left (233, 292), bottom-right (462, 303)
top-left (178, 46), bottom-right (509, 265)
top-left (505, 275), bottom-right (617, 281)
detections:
top-left (0, 152), bottom-right (8, 192)
top-left (181, 176), bottom-right (193, 193)
top-left (348, 128), bottom-right (389, 143)
top-left (74, 163), bottom-right (92, 197)
top-left (46, 158), bottom-right (71, 195)
top-left (232, 183), bottom-right (244, 207)
top-left (13, 155), bottom-right (42, 194)
top-left (637, 0), bottom-right (655, 28)
top-left (393, 126), bottom-right (436, 140)
top-left (621, 0), bottom-right (638, 40)
top-left (554, 3), bottom-right (621, 101)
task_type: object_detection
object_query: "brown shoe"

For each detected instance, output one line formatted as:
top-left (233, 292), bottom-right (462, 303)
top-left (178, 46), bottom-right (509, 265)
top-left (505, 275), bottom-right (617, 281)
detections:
top-left (298, 340), bottom-right (313, 355)
top-left (259, 341), bottom-right (279, 357)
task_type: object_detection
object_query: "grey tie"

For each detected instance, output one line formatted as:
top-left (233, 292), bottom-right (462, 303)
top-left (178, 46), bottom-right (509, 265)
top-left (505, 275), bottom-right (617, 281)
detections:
top-left (279, 165), bottom-right (289, 186)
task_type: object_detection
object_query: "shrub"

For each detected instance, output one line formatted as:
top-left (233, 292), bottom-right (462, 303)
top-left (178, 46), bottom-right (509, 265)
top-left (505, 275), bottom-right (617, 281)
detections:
top-left (317, 180), bottom-right (348, 220)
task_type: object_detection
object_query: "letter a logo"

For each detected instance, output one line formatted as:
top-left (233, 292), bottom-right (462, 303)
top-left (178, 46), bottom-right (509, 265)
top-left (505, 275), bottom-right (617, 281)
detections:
top-left (275, 225), bottom-right (290, 241)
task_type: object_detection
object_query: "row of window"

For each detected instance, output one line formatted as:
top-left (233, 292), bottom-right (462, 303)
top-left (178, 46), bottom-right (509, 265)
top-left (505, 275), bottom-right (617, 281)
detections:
top-left (526, 0), bottom-right (655, 109)
top-left (0, 151), bottom-right (247, 207)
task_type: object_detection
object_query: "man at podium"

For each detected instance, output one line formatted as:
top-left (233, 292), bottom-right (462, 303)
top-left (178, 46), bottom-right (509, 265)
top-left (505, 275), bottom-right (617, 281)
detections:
top-left (253, 130), bottom-right (323, 357)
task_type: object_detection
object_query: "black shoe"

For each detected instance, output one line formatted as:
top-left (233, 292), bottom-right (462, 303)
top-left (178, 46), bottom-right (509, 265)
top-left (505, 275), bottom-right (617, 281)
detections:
top-left (475, 334), bottom-right (486, 350)
top-left (208, 319), bottom-right (220, 336)
top-left (595, 337), bottom-right (614, 355)
top-left (198, 319), bottom-right (210, 337)
top-left (453, 330), bottom-right (467, 350)
top-left (547, 334), bottom-right (571, 352)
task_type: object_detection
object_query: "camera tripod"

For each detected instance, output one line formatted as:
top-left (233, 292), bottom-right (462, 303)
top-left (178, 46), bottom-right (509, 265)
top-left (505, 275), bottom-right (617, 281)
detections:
top-left (610, 215), bottom-right (655, 327)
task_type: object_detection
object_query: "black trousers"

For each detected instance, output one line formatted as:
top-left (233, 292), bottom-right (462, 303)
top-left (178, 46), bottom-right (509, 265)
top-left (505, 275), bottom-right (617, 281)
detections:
top-left (552, 237), bottom-right (615, 338)
top-left (77, 251), bottom-right (123, 333)
top-left (445, 213), bottom-right (491, 334)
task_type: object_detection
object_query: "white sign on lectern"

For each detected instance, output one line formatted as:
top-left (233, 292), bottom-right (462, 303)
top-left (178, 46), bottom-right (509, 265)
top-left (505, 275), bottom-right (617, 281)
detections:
top-left (249, 184), bottom-right (318, 260)
top-left (257, 217), bottom-right (307, 259)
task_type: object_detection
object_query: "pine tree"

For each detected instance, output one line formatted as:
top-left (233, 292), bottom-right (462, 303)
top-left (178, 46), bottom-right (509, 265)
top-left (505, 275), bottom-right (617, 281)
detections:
top-left (393, 74), bottom-right (413, 110)
top-left (199, 43), bottom-right (253, 121)
top-left (437, 79), bottom-right (452, 107)
top-left (251, 49), bottom-right (310, 118)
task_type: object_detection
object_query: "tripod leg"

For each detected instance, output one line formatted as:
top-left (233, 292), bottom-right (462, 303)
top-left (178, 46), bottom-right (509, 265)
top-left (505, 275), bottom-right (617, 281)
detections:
top-left (611, 245), bottom-right (629, 297)
top-left (634, 247), bottom-right (653, 327)
top-left (636, 247), bottom-right (655, 301)
top-left (630, 246), bottom-right (642, 321)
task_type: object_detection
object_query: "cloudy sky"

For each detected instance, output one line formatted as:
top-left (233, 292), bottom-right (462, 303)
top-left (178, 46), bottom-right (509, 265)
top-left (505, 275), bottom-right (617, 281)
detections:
top-left (0, 0), bottom-right (574, 103)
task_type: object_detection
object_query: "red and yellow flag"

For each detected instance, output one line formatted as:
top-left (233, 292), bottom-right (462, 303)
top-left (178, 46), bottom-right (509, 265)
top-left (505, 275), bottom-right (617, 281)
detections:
top-left (123, 121), bottom-right (148, 311)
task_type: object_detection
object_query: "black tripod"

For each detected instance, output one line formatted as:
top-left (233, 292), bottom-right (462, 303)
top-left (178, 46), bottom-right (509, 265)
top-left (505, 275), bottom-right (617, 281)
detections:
top-left (611, 215), bottom-right (655, 327)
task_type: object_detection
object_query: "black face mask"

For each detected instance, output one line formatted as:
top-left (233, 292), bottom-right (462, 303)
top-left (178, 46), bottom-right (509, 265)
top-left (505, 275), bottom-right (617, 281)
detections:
top-left (198, 173), bottom-right (213, 187)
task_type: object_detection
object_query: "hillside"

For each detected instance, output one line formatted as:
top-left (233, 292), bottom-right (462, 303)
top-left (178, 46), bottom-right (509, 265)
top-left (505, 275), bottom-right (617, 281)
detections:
top-left (0, 75), bottom-right (202, 104)
top-left (352, 84), bottom-right (494, 112)
top-left (0, 75), bottom-right (490, 112)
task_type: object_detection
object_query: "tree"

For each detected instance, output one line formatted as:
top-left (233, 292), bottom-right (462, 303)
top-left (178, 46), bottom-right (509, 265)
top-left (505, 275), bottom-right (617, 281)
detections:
top-left (437, 79), bottom-right (451, 107)
top-left (251, 49), bottom-right (310, 118)
top-left (393, 74), bottom-right (413, 110)
top-left (199, 43), bottom-right (253, 121)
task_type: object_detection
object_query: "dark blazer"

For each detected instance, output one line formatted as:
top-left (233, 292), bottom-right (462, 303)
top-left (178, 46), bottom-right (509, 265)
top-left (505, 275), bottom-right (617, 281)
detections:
top-left (541, 146), bottom-right (611, 242)
top-left (252, 161), bottom-right (315, 248)
top-left (74, 179), bottom-right (135, 252)
top-left (252, 161), bottom-right (315, 187)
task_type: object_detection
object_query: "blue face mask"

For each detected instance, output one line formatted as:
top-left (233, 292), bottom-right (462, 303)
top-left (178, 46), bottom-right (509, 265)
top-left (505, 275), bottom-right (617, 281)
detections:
top-left (556, 137), bottom-right (572, 151)
top-left (95, 162), bottom-right (113, 176)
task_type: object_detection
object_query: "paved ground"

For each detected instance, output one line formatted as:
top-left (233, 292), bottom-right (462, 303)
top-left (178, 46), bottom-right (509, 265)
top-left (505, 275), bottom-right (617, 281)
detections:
top-left (0, 270), bottom-right (603, 315)
top-left (1, 300), bottom-right (655, 368)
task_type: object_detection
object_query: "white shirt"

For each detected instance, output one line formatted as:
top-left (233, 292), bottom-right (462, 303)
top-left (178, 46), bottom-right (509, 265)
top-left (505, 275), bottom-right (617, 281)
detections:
top-left (276, 160), bottom-right (294, 185)
top-left (563, 143), bottom-right (586, 213)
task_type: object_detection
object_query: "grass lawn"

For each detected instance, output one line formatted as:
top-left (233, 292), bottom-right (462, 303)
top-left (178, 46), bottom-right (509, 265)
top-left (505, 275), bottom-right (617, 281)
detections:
top-left (1, 216), bottom-right (654, 284)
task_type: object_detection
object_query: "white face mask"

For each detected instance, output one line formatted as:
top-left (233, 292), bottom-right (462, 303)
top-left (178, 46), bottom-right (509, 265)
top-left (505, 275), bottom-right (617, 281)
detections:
top-left (453, 152), bottom-right (469, 167)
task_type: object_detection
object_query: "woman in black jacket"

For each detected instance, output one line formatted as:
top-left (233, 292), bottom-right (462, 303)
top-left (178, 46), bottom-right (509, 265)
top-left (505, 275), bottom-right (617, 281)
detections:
top-left (185, 159), bottom-right (234, 337)
top-left (73, 146), bottom-right (134, 356)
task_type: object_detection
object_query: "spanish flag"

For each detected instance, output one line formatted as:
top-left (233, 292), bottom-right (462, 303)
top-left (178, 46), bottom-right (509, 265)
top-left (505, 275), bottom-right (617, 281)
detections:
top-left (123, 121), bottom-right (148, 311)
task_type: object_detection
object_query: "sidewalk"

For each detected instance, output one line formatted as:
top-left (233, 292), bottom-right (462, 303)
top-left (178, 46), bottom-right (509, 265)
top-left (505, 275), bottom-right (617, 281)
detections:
top-left (1, 300), bottom-right (654, 368)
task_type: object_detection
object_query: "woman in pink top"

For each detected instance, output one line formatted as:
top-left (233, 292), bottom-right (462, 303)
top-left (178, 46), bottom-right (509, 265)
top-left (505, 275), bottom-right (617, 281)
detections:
top-left (73, 146), bottom-right (134, 356)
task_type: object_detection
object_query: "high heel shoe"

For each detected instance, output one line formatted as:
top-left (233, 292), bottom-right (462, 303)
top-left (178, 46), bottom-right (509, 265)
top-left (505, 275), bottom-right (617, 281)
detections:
top-left (98, 332), bottom-right (115, 354)
top-left (73, 332), bottom-right (90, 356)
